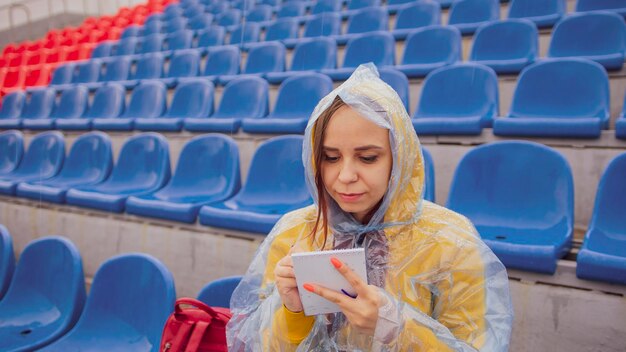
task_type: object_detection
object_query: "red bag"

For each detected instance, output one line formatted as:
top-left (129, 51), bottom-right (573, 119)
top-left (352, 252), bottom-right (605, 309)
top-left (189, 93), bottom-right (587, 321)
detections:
top-left (160, 298), bottom-right (232, 352)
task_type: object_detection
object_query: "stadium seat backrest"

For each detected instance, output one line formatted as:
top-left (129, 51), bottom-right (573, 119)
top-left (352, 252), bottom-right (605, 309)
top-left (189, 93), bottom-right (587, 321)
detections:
top-left (304, 13), bottom-right (342, 37)
top-left (164, 80), bottom-right (214, 118)
top-left (291, 37), bottom-right (337, 71)
top-left (50, 85), bottom-right (89, 119)
top-left (416, 63), bottom-right (499, 126)
top-left (508, 0), bottom-right (565, 19)
top-left (0, 91), bottom-right (25, 119)
top-left (50, 64), bottom-right (75, 85)
top-left (105, 133), bottom-right (171, 187)
top-left (265, 18), bottom-right (300, 41)
top-left (346, 6), bottom-right (389, 34)
top-left (57, 131), bottom-right (112, 182)
top-left (197, 27), bottom-right (226, 48)
top-left (238, 135), bottom-right (311, 207)
top-left (14, 131), bottom-right (64, 176)
top-left (121, 81), bottom-right (167, 118)
top-left (448, 0), bottom-right (500, 25)
top-left (84, 84), bottom-right (126, 119)
top-left (509, 59), bottom-right (609, 119)
top-left (21, 89), bottom-right (56, 119)
top-left (447, 141), bottom-right (573, 232)
top-left (73, 59), bottom-right (101, 84)
top-left (130, 53), bottom-right (165, 80)
top-left (0, 225), bottom-right (14, 299)
top-left (244, 42), bottom-right (286, 74)
top-left (402, 25), bottom-right (462, 65)
top-left (197, 275), bottom-right (243, 308)
top-left (470, 19), bottom-right (538, 61)
top-left (214, 76), bottom-right (268, 119)
top-left (378, 68), bottom-right (410, 112)
top-left (270, 73), bottom-right (334, 119)
top-left (395, 1), bottom-right (441, 29)
top-left (277, 2), bottom-right (306, 18)
top-left (166, 50), bottom-right (200, 78)
top-left (229, 23), bottom-right (261, 45)
top-left (166, 30), bottom-right (194, 51)
top-left (0, 130), bottom-right (23, 174)
top-left (548, 12), bottom-right (626, 58)
top-left (203, 46), bottom-right (241, 76)
top-left (343, 31), bottom-right (396, 68)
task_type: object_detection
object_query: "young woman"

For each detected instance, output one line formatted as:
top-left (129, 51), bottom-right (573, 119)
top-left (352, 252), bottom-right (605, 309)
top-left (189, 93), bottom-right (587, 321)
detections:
top-left (226, 64), bottom-right (513, 351)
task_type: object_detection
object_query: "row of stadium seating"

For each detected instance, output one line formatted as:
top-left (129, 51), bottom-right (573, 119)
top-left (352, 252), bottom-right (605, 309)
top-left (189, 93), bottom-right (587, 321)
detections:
top-left (0, 129), bottom-right (624, 281)
top-left (1, 60), bottom-right (624, 138)
top-left (0, 230), bottom-right (240, 351)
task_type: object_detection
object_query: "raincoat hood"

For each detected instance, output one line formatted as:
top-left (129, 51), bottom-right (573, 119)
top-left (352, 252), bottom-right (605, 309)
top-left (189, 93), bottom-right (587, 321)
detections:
top-left (303, 63), bottom-right (425, 234)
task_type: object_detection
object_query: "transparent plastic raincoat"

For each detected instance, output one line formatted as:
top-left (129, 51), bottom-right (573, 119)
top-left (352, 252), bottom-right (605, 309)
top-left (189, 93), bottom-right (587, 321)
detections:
top-left (226, 64), bottom-right (514, 351)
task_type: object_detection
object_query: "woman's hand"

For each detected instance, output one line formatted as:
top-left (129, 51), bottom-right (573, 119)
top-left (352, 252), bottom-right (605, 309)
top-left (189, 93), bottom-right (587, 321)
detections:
top-left (274, 245), bottom-right (304, 313)
top-left (303, 257), bottom-right (384, 335)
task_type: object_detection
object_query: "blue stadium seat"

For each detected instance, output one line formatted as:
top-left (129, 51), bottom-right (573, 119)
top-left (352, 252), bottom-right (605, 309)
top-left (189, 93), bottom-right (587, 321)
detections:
top-left (469, 19), bottom-right (538, 74)
top-left (185, 45), bottom-right (240, 84)
top-left (422, 147), bottom-right (435, 202)
top-left (276, 2), bottom-right (307, 20)
top-left (197, 275), bottom-right (243, 308)
top-left (159, 49), bottom-right (201, 87)
top-left (547, 11), bottom-right (626, 71)
top-left (242, 73), bottom-right (334, 133)
top-left (233, 0), bottom-right (256, 12)
top-left (396, 25), bottom-right (461, 78)
top-left (199, 135), bottom-right (312, 234)
top-left (508, 0), bottom-right (565, 27)
top-left (217, 9), bottom-right (242, 27)
top-left (144, 13), bottom-right (162, 24)
top-left (0, 89), bottom-right (55, 129)
top-left (447, 141), bottom-right (574, 274)
top-left (92, 81), bottom-right (167, 131)
top-left (576, 153), bottom-right (626, 284)
top-left (16, 132), bottom-right (112, 203)
top-left (126, 134), bottom-right (240, 223)
top-left (321, 31), bottom-right (396, 80)
top-left (165, 29), bottom-right (194, 53)
top-left (164, 3), bottom-right (184, 18)
top-left (56, 84), bottom-right (126, 131)
top-left (207, 1), bottom-right (229, 15)
top-left (53, 59), bottom-right (101, 91)
top-left (343, 0), bottom-right (381, 19)
top-left (38, 254), bottom-right (175, 352)
top-left (184, 76), bottom-right (268, 133)
top-left (0, 225), bottom-right (14, 300)
top-left (258, 18), bottom-right (299, 45)
top-left (0, 91), bottom-right (24, 120)
top-left (183, 3), bottom-right (206, 16)
top-left (311, 0), bottom-right (342, 15)
top-left (576, 0), bottom-right (626, 17)
top-left (266, 37), bottom-right (337, 83)
top-left (0, 130), bottom-right (23, 176)
top-left (112, 37), bottom-right (139, 56)
top-left (493, 59), bottom-right (610, 138)
top-left (164, 18), bottom-right (188, 33)
top-left (617, 95), bottom-right (626, 139)
top-left (246, 4), bottom-right (273, 23)
top-left (143, 20), bottom-right (163, 36)
top-left (48, 63), bottom-right (75, 86)
top-left (334, 6), bottom-right (389, 45)
top-left (91, 42), bottom-right (114, 58)
top-left (283, 13), bottom-right (341, 49)
top-left (117, 53), bottom-right (165, 89)
top-left (188, 13), bottom-right (214, 30)
top-left (229, 22), bottom-right (261, 47)
top-left (65, 133), bottom-right (171, 212)
top-left (83, 56), bottom-right (131, 91)
top-left (136, 33), bottom-right (165, 55)
top-left (196, 27), bottom-right (226, 52)
top-left (378, 67), bottom-right (410, 113)
top-left (135, 79), bottom-right (214, 131)
top-left (448, 0), bottom-right (500, 35)
top-left (218, 42), bottom-right (285, 85)
top-left (412, 63), bottom-right (499, 135)
top-left (0, 131), bottom-right (64, 195)
top-left (23, 85), bottom-right (88, 130)
top-left (392, 1), bottom-right (441, 40)
top-left (121, 25), bottom-right (142, 38)
top-left (386, 0), bottom-right (416, 14)
top-left (0, 236), bottom-right (85, 351)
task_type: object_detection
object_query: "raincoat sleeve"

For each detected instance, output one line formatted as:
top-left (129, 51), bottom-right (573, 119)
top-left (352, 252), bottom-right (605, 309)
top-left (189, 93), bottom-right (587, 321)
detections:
top-left (370, 220), bottom-right (513, 351)
top-left (226, 209), bottom-right (318, 351)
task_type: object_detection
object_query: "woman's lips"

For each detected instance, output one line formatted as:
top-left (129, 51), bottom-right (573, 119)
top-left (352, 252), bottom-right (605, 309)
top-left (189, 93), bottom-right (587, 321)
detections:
top-left (337, 192), bottom-right (365, 202)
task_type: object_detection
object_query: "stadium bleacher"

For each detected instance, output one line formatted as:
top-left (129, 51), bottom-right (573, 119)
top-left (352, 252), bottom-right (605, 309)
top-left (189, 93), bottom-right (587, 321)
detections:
top-left (0, 0), bottom-right (625, 350)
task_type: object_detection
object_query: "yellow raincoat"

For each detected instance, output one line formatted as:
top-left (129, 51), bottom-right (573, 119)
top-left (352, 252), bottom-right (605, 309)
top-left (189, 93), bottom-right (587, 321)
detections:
top-left (226, 64), bottom-right (513, 351)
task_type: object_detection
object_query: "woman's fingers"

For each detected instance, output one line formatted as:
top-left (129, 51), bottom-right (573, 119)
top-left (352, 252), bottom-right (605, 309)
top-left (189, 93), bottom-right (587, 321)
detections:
top-left (303, 283), bottom-right (354, 308)
top-left (274, 265), bottom-right (296, 279)
top-left (330, 257), bottom-right (370, 298)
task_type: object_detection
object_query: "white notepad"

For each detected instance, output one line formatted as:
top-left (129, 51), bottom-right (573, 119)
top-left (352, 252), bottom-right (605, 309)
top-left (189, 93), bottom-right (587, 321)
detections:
top-left (292, 248), bottom-right (367, 316)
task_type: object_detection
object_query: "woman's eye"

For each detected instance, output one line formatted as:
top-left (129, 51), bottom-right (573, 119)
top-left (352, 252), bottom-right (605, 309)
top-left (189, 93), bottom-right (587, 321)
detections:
top-left (360, 155), bottom-right (378, 163)
top-left (324, 154), bottom-right (339, 163)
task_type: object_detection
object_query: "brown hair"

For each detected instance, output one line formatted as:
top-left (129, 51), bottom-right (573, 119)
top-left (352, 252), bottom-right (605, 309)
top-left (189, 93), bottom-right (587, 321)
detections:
top-left (308, 96), bottom-right (346, 249)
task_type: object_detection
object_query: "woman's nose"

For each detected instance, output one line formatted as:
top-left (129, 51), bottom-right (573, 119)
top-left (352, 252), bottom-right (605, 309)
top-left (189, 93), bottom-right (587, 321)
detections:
top-left (337, 162), bottom-right (358, 183)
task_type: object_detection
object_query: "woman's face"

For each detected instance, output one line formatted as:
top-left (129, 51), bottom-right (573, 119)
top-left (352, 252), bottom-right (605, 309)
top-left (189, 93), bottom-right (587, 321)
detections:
top-left (321, 105), bottom-right (392, 223)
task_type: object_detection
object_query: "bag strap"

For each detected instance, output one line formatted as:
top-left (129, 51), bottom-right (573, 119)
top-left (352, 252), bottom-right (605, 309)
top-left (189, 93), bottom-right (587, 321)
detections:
top-left (175, 298), bottom-right (218, 318)
top-left (184, 320), bottom-right (210, 352)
